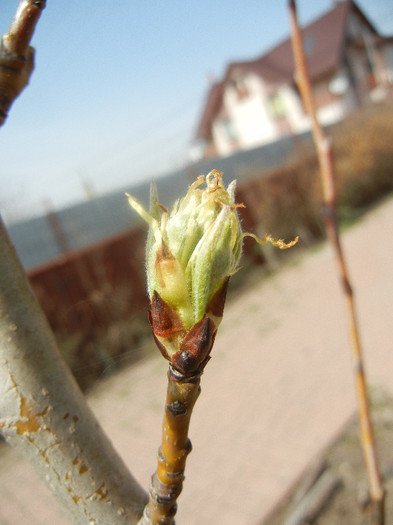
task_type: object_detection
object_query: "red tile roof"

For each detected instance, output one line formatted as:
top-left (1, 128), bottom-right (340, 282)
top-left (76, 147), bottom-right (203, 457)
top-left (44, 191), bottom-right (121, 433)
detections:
top-left (195, 1), bottom-right (377, 141)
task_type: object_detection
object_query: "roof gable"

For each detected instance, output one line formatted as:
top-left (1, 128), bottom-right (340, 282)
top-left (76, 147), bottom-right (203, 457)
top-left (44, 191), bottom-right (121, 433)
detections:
top-left (196, 1), bottom-right (377, 140)
top-left (252, 0), bottom-right (350, 83)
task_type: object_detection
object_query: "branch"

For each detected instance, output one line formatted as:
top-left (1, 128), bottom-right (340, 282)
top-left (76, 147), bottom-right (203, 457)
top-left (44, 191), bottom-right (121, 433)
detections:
top-left (287, 2), bottom-right (385, 523)
top-left (0, 0), bottom-right (46, 126)
top-left (140, 368), bottom-right (200, 524)
top-left (0, 217), bottom-right (148, 524)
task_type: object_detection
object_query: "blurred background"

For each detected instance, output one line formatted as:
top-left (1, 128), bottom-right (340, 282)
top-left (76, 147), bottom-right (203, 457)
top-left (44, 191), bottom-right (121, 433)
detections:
top-left (2, 0), bottom-right (392, 388)
top-left (1, 1), bottom-right (393, 523)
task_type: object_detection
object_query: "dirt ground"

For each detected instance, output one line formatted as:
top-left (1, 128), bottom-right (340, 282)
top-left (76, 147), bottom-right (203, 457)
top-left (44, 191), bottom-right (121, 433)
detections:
top-left (263, 388), bottom-right (393, 524)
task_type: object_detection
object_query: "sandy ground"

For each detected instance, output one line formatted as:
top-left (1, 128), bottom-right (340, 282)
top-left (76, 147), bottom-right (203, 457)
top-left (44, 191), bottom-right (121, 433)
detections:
top-left (1, 196), bottom-right (392, 525)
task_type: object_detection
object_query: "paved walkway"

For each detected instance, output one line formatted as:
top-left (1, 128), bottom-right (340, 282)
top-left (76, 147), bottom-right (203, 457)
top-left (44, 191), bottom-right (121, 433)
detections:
top-left (1, 197), bottom-right (392, 524)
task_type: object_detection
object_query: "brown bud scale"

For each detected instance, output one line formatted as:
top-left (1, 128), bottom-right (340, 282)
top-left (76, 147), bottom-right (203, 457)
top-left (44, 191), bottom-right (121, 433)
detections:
top-left (149, 291), bottom-right (220, 376)
top-left (149, 290), bottom-right (185, 340)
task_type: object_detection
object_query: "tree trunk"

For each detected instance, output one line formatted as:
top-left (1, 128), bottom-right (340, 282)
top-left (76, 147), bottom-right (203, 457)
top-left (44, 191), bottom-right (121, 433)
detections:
top-left (0, 218), bottom-right (147, 524)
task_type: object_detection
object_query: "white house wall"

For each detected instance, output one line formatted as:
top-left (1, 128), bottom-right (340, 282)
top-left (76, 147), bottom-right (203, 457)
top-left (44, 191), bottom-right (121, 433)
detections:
top-left (278, 84), bottom-right (309, 133)
top-left (211, 73), bottom-right (357, 157)
top-left (230, 74), bottom-right (278, 149)
top-left (212, 74), bottom-right (279, 156)
top-left (211, 119), bottom-right (236, 157)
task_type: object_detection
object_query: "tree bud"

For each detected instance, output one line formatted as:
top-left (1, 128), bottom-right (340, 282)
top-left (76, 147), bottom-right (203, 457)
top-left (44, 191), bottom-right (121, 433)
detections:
top-left (127, 170), bottom-right (297, 376)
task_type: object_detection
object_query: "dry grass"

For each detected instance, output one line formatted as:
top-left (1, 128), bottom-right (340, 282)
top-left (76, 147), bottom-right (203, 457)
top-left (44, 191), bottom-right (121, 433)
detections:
top-left (333, 103), bottom-right (393, 212)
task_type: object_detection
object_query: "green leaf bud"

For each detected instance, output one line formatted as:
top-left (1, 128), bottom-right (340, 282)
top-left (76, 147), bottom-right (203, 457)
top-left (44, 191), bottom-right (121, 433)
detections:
top-left (127, 170), bottom-right (243, 330)
top-left (127, 170), bottom-right (298, 375)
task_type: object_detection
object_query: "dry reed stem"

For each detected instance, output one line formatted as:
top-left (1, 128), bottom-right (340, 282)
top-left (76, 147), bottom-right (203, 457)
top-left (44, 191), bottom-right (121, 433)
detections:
top-left (140, 367), bottom-right (201, 524)
top-left (288, 1), bottom-right (385, 523)
top-left (0, 0), bottom-right (46, 126)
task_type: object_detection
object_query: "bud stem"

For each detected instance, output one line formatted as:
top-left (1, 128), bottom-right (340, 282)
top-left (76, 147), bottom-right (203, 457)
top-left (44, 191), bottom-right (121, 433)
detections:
top-left (141, 367), bottom-right (201, 524)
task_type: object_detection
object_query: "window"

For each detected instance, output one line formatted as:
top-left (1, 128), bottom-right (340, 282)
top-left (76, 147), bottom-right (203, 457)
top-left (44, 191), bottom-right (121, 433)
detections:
top-left (268, 92), bottom-right (286, 118)
top-left (230, 76), bottom-right (249, 100)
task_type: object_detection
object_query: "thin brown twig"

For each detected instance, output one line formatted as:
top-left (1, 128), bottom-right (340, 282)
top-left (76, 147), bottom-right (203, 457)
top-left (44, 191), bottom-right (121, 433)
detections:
top-left (287, 1), bottom-right (385, 523)
top-left (0, 0), bottom-right (46, 126)
top-left (140, 367), bottom-right (201, 525)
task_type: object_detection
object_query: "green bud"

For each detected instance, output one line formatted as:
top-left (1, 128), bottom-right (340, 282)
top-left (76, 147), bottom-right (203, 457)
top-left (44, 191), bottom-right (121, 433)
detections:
top-left (127, 170), bottom-right (243, 331)
top-left (127, 170), bottom-right (297, 376)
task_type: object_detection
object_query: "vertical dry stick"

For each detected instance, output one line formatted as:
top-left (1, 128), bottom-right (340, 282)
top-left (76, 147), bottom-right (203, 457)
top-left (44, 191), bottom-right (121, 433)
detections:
top-left (287, 2), bottom-right (385, 523)
top-left (0, 0), bottom-right (46, 126)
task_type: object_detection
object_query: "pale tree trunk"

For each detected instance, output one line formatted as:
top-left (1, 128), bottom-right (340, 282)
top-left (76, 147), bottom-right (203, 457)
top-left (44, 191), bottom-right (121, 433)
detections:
top-left (0, 218), bottom-right (147, 524)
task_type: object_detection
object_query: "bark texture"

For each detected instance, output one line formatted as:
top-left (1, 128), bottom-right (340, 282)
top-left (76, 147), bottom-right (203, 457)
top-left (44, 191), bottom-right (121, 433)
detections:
top-left (0, 218), bottom-right (147, 524)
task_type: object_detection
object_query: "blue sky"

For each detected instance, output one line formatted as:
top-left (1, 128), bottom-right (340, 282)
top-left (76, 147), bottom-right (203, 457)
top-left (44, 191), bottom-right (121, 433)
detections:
top-left (1, 1), bottom-right (393, 223)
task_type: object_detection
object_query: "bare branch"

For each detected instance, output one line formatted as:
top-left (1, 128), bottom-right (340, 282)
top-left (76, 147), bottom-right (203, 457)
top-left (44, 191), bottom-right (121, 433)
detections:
top-left (0, 0), bottom-right (46, 126)
top-left (140, 368), bottom-right (200, 524)
top-left (0, 217), bottom-right (147, 524)
top-left (287, 2), bottom-right (385, 523)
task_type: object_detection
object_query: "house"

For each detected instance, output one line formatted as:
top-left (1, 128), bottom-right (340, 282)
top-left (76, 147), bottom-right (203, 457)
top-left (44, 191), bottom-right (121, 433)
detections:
top-left (193, 0), bottom-right (393, 160)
